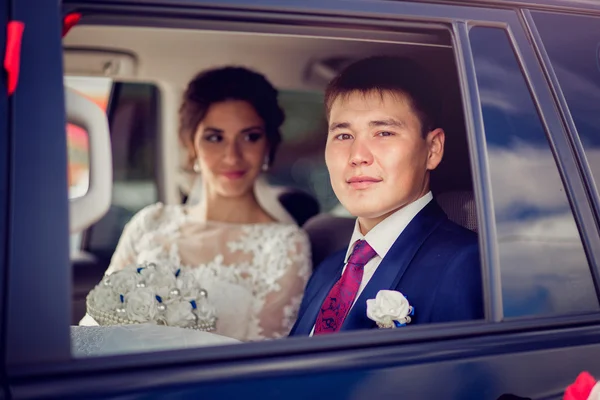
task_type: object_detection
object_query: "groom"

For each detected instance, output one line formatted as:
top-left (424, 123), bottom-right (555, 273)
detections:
top-left (290, 56), bottom-right (484, 336)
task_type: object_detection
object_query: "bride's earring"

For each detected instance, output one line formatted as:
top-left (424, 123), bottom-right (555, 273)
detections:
top-left (193, 159), bottom-right (201, 173)
top-left (262, 156), bottom-right (269, 172)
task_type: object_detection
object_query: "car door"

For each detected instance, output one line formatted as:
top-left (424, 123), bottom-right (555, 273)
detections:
top-left (5, 0), bottom-right (71, 371)
top-left (6, 1), bottom-right (600, 399)
top-left (0, 0), bottom-right (9, 398)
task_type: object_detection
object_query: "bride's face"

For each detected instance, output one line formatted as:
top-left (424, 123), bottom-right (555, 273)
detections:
top-left (193, 100), bottom-right (268, 199)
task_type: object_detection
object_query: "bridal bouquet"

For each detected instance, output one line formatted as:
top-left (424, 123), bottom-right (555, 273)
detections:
top-left (86, 262), bottom-right (217, 331)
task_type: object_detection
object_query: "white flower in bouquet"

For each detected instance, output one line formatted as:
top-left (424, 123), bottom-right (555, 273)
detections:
top-left (110, 268), bottom-right (141, 294)
top-left (176, 268), bottom-right (200, 299)
top-left (140, 264), bottom-right (177, 299)
top-left (165, 300), bottom-right (196, 327)
top-left (195, 295), bottom-right (217, 321)
top-left (90, 283), bottom-right (120, 311)
top-left (126, 287), bottom-right (158, 322)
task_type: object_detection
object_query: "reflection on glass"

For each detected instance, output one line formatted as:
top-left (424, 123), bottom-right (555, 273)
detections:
top-left (67, 123), bottom-right (90, 199)
top-left (532, 12), bottom-right (600, 193)
top-left (470, 27), bottom-right (598, 317)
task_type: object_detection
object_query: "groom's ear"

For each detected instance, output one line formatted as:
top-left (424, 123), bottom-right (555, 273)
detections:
top-left (425, 128), bottom-right (445, 171)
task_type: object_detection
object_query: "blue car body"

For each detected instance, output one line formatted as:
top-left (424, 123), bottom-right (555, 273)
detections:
top-left (2, 0), bottom-right (600, 398)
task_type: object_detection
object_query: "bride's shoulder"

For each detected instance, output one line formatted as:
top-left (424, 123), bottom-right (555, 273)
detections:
top-left (258, 222), bottom-right (310, 245)
top-left (127, 202), bottom-right (186, 230)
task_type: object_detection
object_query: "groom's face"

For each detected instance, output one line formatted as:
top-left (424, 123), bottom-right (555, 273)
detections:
top-left (325, 90), bottom-right (444, 232)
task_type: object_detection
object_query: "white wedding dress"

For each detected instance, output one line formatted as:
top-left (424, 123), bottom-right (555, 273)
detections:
top-left (80, 201), bottom-right (312, 342)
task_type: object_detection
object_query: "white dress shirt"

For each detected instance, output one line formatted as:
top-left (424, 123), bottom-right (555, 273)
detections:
top-left (310, 191), bottom-right (433, 336)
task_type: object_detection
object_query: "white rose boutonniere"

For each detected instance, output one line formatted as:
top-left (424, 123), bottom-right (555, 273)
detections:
top-left (366, 290), bottom-right (414, 328)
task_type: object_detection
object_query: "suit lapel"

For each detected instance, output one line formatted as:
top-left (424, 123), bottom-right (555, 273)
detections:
top-left (341, 201), bottom-right (447, 331)
top-left (293, 251), bottom-right (345, 335)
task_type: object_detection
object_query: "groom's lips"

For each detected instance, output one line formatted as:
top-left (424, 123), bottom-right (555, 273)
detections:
top-left (347, 175), bottom-right (382, 190)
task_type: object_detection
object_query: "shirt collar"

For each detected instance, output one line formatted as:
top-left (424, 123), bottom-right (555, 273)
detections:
top-left (344, 191), bottom-right (433, 262)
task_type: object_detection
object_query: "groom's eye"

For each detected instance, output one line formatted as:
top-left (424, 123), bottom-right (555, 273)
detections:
top-left (377, 131), bottom-right (394, 137)
top-left (335, 133), bottom-right (352, 141)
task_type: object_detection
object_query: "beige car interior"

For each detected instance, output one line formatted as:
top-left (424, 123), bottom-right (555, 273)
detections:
top-left (63, 23), bottom-right (477, 267)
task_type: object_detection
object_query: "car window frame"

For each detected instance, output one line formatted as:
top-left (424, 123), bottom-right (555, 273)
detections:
top-left (7, 0), bottom-right (72, 368)
top-left (464, 13), bottom-right (600, 317)
top-left (7, 0), bottom-right (600, 386)
top-left (522, 9), bottom-right (600, 254)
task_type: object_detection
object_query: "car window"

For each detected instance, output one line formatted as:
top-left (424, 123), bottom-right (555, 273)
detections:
top-left (470, 26), bottom-right (598, 317)
top-left (530, 12), bottom-right (600, 197)
top-left (65, 20), bottom-right (485, 357)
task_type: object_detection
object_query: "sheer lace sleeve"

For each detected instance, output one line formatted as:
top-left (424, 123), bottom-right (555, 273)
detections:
top-left (251, 228), bottom-right (312, 340)
top-left (104, 203), bottom-right (165, 276)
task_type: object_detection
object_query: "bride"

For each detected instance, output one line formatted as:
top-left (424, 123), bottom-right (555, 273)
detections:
top-left (81, 66), bottom-right (312, 342)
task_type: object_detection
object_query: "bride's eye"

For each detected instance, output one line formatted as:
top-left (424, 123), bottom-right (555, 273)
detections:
top-left (204, 133), bottom-right (223, 143)
top-left (244, 132), bottom-right (263, 143)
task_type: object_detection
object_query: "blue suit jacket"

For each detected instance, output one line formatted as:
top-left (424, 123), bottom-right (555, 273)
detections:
top-left (290, 201), bottom-right (483, 336)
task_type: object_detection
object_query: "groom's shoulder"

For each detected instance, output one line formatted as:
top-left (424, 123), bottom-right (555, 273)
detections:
top-left (426, 217), bottom-right (479, 256)
top-left (437, 218), bottom-right (477, 243)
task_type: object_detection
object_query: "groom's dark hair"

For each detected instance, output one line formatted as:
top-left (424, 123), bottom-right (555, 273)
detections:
top-left (324, 56), bottom-right (441, 137)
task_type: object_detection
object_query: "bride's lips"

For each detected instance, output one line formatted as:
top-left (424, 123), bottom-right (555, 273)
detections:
top-left (347, 175), bottom-right (382, 189)
top-left (221, 170), bottom-right (247, 180)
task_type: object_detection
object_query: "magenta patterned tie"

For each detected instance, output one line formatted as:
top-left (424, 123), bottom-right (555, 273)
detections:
top-left (314, 240), bottom-right (377, 335)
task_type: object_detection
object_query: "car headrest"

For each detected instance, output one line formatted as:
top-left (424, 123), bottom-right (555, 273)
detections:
top-left (303, 214), bottom-right (354, 268)
top-left (304, 191), bottom-right (478, 268)
top-left (278, 188), bottom-right (320, 226)
top-left (436, 190), bottom-right (478, 232)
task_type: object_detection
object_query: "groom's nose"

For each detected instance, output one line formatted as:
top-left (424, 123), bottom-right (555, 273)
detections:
top-left (349, 137), bottom-right (373, 167)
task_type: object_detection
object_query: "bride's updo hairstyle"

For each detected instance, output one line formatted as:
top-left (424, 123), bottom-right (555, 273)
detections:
top-left (179, 66), bottom-right (285, 171)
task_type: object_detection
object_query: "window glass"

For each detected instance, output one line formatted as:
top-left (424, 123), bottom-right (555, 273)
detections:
top-left (531, 12), bottom-right (600, 194)
top-left (470, 27), bottom-right (598, 317)
top-left (68, 25), bottom-right (475, 358)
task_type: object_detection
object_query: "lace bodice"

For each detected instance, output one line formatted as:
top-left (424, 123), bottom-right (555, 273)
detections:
top-left (102, 203), bottom-right (312, 342)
